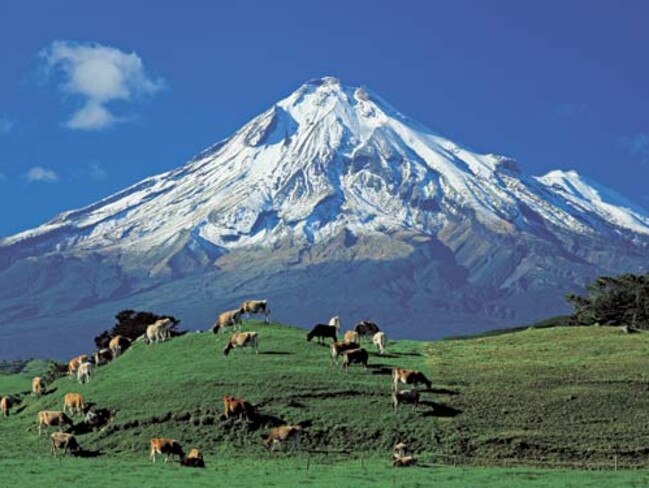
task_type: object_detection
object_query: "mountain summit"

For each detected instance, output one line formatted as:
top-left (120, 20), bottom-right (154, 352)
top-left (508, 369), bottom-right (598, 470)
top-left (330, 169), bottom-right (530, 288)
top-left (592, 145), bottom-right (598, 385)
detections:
top-left (1, 78), bottom-right (648, 358)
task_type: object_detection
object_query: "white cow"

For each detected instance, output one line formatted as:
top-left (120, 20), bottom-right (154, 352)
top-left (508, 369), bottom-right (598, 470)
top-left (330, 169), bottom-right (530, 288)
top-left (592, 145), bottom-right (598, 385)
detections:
top-left (372, 332), bottom-right (387, 355)
top-left (77, 362), bottom-right (93, 384)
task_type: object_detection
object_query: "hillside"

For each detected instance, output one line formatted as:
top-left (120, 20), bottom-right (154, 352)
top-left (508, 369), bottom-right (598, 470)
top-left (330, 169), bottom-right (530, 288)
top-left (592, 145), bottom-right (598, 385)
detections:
top-left (1, 323), bottom-right (649, 486)
top-left (2, 77), bottom-right (649, 358)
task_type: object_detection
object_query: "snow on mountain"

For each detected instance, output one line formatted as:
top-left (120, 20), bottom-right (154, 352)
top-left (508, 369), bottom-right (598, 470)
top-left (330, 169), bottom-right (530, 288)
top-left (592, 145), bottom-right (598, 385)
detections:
top-left (1, 76), bottom-right (648, 358)
top-left (4, 76), bottom-right (648, 257)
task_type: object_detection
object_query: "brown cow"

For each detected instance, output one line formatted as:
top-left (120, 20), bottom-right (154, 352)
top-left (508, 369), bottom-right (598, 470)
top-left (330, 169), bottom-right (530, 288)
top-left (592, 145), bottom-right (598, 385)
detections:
top-left (240, 300), bottom-right (271, 324)
top-left (50, 432), bottom-right (80, 457)
top-left (263, 425), bottom-right (303, 451)
top-left (342, 348), bottom-right (369, 372)
top-left (223, 395), bottom-right (255, 421)
top-left (212, 309), bottom-right (243, 334)
top-left (392, 367), bottom-right (432, 391)
top-left (67, 355), bottom-right (88, 378)
top-left (32, 376), bottom-right (45, 397)
top-left (223, 332), bottom-right (258, 356)
top-left (392, 388), bottom-right (419, 411)
top-left (181, 448), bottom-right (205, 468)
top-left (354, 320), bottom-right (381, 339)
top-left (330, 341), bottom-right (360, 365)
top-left (1, 396), bottom-right (20, 417)
top-left (150, 438), bottom-right (185, 463)
top-left (109, 335), bottom-right (131, 357)
top-left (63, 393), bottom-right (85, 417)
top-left (38, 410), bottom-right (73, 435)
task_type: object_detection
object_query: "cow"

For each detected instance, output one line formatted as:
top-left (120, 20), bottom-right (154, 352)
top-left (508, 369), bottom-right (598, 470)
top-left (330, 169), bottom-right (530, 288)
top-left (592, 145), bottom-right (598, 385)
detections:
top-left (392, 454), bottom-right (417, 467)
top-left (392, 367), bottom-right (432, 391)
top-left (306, 324), bottom-right (337, 344)
top-left (373, 332), bottom-right (387, 355)
top-left (37, 410), bottom-right (73, 435)
top-left (0, 396), bottom-right (20, 417)
top-left (63, 393), bottom-right (85, 417)
top-left (94, 348), bottom-right (113, 366)
top-left (223, 332), bottom-right (259, 356)
top-left (212, 309), bottom-right (243, 334)
top-left (330, 341), bottom-right (360, 366)
top-left (263, 425), bottom-right (303, 451)
top-left (50, 432), bottom-right (80, 457)
top-left (328, 316), bottom-right (341, 332)
top-left (84, 406), bottom-right (116, 431)
top-left (32, 376), bottom-right (45, 397)
top-left (181, 448), bottom-right (205, 468)
top-left (109, 335), bottom-right (131, 357)
top-left (343, 330), bottom-right (359, 344)
top-left (342, 348), bottom-right (369, 372)
top-left (223, 395), bottom-right (256, 421)
top-left (150, 438), bottom-right (185, 463)
top-left (77, 361), bottom-right (93, 384)
top-left (146, 319), bottom-right (172, 344)
top-left (240, 300), bottom-right (271, 324)
top-left (392, 388), bottom-right (419, 411)
top-left (354, 320), bottom-right (381, 339)
top-left (67, 355), bottom-right (88, 379)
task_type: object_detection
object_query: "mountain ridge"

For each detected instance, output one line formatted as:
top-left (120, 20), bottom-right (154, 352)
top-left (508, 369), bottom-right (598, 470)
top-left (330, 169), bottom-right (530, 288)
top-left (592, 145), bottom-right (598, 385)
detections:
top-left (0, 77), bottom-right (647, 358)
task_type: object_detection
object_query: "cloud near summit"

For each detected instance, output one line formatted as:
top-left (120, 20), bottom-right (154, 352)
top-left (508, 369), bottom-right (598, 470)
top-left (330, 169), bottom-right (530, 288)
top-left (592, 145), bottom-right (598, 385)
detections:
top-left (41, 41), bottom-right (165, 130)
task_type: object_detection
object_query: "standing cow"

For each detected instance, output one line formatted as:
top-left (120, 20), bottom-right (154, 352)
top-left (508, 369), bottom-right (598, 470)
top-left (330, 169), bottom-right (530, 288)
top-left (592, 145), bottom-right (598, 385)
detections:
top-left (240, 300), bottom-right (271, 324)
top-left (212, 309), bottom-right (243, 334)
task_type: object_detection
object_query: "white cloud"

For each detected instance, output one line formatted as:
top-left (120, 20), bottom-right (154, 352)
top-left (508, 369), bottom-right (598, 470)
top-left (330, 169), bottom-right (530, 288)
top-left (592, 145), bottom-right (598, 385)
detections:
top-left (41, 40), bottom-right (165, 130)
top-left (26, 166), bottom-right (59, 183)
top-left (0, 117), bottom-right (13, 134)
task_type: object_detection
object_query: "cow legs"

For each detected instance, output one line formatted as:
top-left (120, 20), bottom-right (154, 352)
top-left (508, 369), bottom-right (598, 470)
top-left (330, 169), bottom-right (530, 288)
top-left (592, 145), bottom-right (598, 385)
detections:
top-left (150, 449), bottom-right (157, 463)
top-left (264, 312), bottom-right (270, 324)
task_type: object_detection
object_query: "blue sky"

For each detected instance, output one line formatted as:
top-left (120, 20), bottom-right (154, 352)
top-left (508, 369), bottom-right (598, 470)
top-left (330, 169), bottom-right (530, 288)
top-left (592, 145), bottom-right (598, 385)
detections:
top-left (1, 0), bottom-right (648, 236)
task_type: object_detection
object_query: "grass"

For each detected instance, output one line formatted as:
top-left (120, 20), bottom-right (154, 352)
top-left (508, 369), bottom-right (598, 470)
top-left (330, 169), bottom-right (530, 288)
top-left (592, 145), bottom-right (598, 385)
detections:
top-left (1, 322), bottom-right (648, 486)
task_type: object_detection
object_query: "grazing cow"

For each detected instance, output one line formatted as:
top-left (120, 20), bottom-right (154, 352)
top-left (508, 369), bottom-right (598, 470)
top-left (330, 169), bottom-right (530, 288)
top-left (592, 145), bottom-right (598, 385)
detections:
top-left (84, 407), bottom-right (116, 431)
top-left (146, 319), bottom-right (172, 344)
top-left (32, 376), bottom-right (45, 397)
top-left (392, 454), bottom-right (417, 467)
top-left (212, 309), bottom-right (243, 334)
top-left (150, 438), bottom-right (185, 463)
top-left (1, 396), bottom-right (20, 417)
top-left (67, 355), bottom-right (88, 379)
top-left (181, 448), bottom-right (205, 468)
top-left (50, 432), bottom-right (80, 457)
top-left (77, 361), bottom-right (93, 384)
top-left (223, 332), bottom-right (259, 356)
top-left (109, 335), bottom-right (131, 357)
top-left (330, 341), bottom-right (360, 365)
top-left (392, 389), bottom-right (419, 411)
top-left (354, 320), bottom-right (381, 339)
top-left (372, 332), bottom-right (387, 355)
top-left (63, 393), bottom-right (85, 417)
top-left (94, 348), bottom-right (113, 366)
top-left (223, 395), bottom-right (255, 421)
top-left (342, 348), bottom-right (369, 372)
top-left (37, 410), bottom-right (73, 435)
top-left (263, 425), bottom-right (302, 451)
top-left (240, 300), bottom-right (271, 324)
top-left (392, 368), bottom-right (432, 391)
top-left (343, 330), bottom-right (359, 344)
top-left (328, 316), bottom-right (341, 331)
top-left (306, 324), bottom-right (337, 344)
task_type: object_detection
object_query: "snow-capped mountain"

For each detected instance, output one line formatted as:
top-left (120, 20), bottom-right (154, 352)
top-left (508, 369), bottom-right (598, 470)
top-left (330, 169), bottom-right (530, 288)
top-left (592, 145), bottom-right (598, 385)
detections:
top-left (1, 77), bottom-right (648, 358)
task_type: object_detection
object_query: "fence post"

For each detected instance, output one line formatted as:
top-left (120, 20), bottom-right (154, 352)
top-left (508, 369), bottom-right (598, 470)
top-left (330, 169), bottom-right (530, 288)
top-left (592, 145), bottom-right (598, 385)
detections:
top-left (614, 455), bottom-right (618, 471)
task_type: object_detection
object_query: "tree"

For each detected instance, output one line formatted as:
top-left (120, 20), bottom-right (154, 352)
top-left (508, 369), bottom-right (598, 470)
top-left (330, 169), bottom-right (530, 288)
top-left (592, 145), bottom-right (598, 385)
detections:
top-left (565, 273), bottom-right (649, 329)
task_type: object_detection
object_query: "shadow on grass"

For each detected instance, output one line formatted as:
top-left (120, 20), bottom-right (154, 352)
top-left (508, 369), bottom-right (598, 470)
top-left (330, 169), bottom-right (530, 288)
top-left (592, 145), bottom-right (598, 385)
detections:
top-left (72, 449), bottom-right (103, 458)
top-left (428, 387), bottom-right (460, 396)
top-left (44, 387), bottom-right (58, 396)
top-left (258, 351), bottom-right (294, 356)
top-left (420, 401), bottom-right (462, 418)
top-left (369, 365), bottom-right (392, 376)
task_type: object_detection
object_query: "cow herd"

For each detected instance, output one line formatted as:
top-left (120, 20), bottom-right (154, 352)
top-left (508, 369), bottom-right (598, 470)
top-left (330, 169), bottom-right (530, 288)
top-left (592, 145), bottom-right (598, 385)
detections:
top-left (0, 298), bottom-right (430, 467)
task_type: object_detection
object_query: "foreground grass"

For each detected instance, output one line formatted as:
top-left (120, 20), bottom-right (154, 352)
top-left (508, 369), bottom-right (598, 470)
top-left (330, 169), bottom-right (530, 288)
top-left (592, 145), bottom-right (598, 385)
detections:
top-left (1, 457), bottom-right (648, 488)
top-left (1, 322), bottom-right (648, 486)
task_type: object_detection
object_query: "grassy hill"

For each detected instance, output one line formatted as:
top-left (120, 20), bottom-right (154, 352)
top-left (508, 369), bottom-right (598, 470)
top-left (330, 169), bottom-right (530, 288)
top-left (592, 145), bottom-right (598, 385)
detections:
top-left (1, 322), bottom-right (648, 487)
